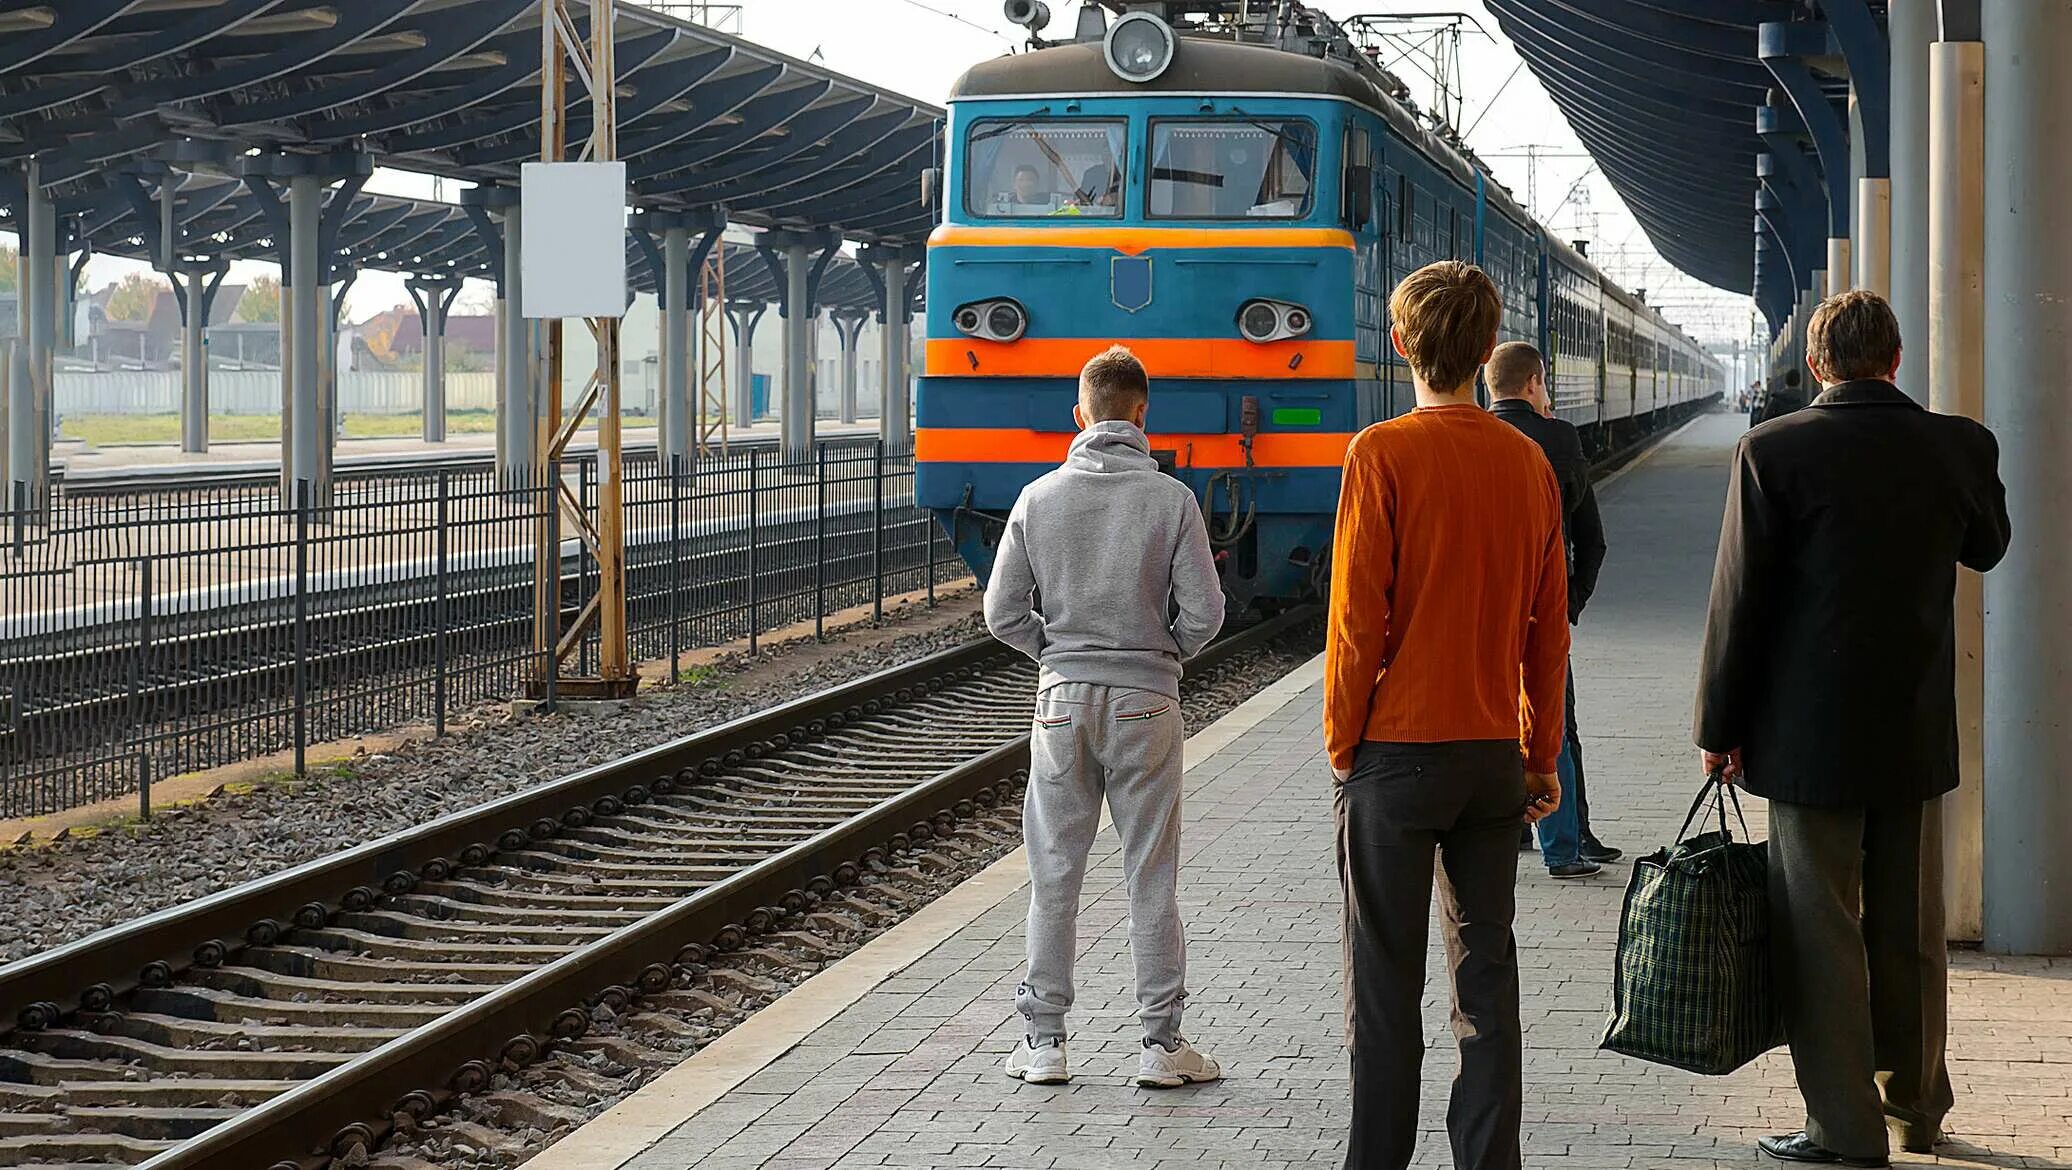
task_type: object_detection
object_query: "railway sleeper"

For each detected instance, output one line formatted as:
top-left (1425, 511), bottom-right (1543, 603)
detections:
top-left (331, 910), bottom-right (623, 947)
top-left (238, 945), bottom-right (534, 985)
top-left (5, 1029), bottom-right (353, 1078)
top-left (384, 891), bottom-right (662, 926)
top-left (186, 965), bottom-right (496, 1005)
top-left (129, 987), bottom-right (450, 1030)
top-left (405, 882), bottom-right (682, 913)
top-left (0, 1130), bottom-right (177, 1165)
top-left (288, 927), bottom-right (575, 963)
top-left (58, 1103), bottom-right (248, 1141)
top-left (76, 1010), bottom-right (405, 1056)
top-left (35, 1077), bottom-right (298, 1109)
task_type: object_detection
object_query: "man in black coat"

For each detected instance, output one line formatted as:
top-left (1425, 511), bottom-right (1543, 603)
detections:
top-left (1694, 290), bottom-right (2010, 1169)
top-left (1486, 342), bottom-right (1616, 875)
top-left (1759, 367), bottom-right (1808, 425)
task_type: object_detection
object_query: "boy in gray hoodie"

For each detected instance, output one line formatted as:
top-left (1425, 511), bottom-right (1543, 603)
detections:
top-left (984, 345), bottom-right (1227, 1088)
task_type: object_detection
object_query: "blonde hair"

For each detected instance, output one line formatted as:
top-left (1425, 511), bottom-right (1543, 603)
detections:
top-left (1388, 261), bottom-right (1502, 393)
top-left (1485, 340), bottom-right (1545, 400)
top-left (1079, 344), bottom-right (1150, 420)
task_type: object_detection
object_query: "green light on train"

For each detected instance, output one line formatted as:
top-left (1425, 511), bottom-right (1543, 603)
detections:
top-left (1271, 407), bottom-right (1323, 426)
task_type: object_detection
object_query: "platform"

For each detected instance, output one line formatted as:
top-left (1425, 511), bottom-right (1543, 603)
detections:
top-left (529, 412), bottom-right (2072, 1170)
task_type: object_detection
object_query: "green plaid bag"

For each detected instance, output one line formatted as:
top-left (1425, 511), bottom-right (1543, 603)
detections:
top-left (1600, 777), bottom-right (1785, 1075)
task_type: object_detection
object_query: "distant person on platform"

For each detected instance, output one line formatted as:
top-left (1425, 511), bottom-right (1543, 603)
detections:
top-left (1485, 342), bottom-right (1617, 879)
top-left (1326, 262), bottom-right (1569, 1170)
top-left (1759, 367), bottom-right (1807, 424)
top-left (1695, 290), bottom-right (2009, 1169)
top-left (984, 344), bottom-right (1226, 1090)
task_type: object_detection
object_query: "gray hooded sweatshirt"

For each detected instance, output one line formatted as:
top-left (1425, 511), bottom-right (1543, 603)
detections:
top-left (983, 421), bottom-right (1226, 698)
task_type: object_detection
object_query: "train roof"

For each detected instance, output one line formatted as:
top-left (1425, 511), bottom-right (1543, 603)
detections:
top-left (950, 37), bottom-right (1534, 232)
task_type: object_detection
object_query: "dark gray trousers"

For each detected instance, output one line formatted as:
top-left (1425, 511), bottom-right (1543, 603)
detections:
top-left (1769, 798), bottom-right (1954, 1161)
top-left (1336, 740), bottom-right (1524, 1170)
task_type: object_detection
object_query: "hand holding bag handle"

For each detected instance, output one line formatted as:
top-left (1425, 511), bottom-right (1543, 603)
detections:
top-left (1675, 771), bottom-right (1755, 844)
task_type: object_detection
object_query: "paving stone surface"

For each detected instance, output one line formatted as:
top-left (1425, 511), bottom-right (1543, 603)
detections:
top-left (622, 413), bottom-right (2072, 1169)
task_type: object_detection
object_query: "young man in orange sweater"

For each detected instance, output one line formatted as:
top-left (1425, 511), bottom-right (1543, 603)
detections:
top-left (1326, 262), bottom-right (1569, 1170)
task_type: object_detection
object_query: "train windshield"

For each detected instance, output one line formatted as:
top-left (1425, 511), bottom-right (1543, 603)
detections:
top-left (1148, 119), bottom-right (1317, 220)
top-left (965, 119), bottom-right (1127, 218)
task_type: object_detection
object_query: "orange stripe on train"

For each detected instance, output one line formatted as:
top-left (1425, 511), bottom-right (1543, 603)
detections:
top-left (927, 224), bottom-right (1358, 253)
top-left (925, 337), bottom-right (1356, 380)
top-left (915, 428), bottom-right (1356, 468)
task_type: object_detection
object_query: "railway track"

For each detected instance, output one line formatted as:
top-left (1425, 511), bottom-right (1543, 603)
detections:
top-left (0, 607), bottom-right (1316, 1169)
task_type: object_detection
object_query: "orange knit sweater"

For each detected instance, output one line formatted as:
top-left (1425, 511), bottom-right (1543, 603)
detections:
top-left (1324, 404), bottom-right (1570, 774)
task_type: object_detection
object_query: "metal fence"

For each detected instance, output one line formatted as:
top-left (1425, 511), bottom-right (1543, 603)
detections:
top-left (0, 438), bottom-right (964, 820)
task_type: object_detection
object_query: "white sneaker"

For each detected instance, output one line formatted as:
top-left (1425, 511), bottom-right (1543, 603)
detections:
top-left (1136, 1037), bottom-right (1222, 1087)
top-left (1003, 1036), bottom-right (1070, 1084)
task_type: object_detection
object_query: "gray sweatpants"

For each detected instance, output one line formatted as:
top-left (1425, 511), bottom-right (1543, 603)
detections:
top-left (1016, 682), bottom-right (1187, 1046)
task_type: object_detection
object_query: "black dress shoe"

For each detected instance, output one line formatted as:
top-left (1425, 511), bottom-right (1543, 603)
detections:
top-left (1548, 861), bottom-right (1603, 879)
top-left (1581, 841), bottom-right (1623, 863)
top-left (1757, 1131), bottom-right (1889, 1167)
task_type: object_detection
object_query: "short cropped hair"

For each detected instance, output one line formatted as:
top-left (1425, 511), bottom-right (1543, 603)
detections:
top-left (1807, 289), bottom-right (1902, 382)
top-left (1485, 341), bottom-right (1545, 400)
top-left (1079, 344), bottom-right (1150, 421)
top-left (1013, 164), bottom-right (1039, 178)
top-left (1389, 261), bottom-right (1502, 394)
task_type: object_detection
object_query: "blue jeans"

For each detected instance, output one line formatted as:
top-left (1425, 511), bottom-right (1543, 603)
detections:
top-left (1535, 700), bottom-right (1583, 868)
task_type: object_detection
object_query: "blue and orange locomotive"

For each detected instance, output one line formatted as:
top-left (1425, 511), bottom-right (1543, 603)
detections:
top-left (916, 2), bottom-right (1722, 608)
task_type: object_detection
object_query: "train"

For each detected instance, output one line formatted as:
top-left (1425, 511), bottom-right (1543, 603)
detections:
top-left (914, 0), bottom-right (1725, 608)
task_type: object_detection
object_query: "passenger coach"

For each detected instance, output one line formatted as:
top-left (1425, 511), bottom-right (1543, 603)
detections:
top-left (915, 2), bottom-right (1722, 607)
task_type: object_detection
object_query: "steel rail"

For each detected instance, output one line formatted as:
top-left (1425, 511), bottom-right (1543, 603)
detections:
top-left (3, 606), bottom-right (1317, 1169)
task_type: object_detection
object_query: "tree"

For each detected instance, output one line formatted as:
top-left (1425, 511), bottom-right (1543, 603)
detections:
top-left (0, 246), bottom-right (16, 294)
top-left (238, 274), bottom-right (281, 323)
top-left (105, 271), bottom-right (167, 322)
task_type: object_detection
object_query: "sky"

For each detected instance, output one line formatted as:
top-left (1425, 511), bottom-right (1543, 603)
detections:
top-left (29, 0), bottom-right (1755, 361)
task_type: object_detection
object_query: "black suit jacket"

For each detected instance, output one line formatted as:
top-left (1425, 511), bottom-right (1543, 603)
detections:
top-left (1694, 379), bottom-right (2011, 806)
top-left (1491, 398), bottom-right (1606, 621)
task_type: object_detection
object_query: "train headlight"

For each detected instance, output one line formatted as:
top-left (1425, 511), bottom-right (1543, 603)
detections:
top-left (954, 298), bottom-right (1028, 343)
top-left (1236, 299), bottom-right (1312, 344)
top-left (1104, 12), bottom-right (1176, 83)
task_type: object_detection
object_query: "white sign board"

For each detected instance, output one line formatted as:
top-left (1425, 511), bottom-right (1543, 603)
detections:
top-left (520, 162), bottom-right (629, 319)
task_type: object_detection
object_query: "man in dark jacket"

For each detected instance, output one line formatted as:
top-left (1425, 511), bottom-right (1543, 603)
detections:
top-left (1487, 342), bottom-right (1616, 876)
top-left (1694, 290), bottom-right (2010, 1169)
top-left (1759, 367), bottom-right (1807, 424)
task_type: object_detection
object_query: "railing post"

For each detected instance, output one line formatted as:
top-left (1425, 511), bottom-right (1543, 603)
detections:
top-left (872, 441), bottom-right (885, 623)
top-left (544, 459), bottom-right (561, 715)
top-left (578, 457), bottom-right (594, 677)
top-left (669, 453), bottom-right (683, 683)
top-left (134, 555), bottom-right (153, 819)
top-left (434, 468), bottom-right (450, 737)
top-left (747, 448), bottom-right (761, 655)
top-left (926, 506), bottom-right (938, 609)
top-left (815, 443), bottom-right (828, 642)
top-left (293, 478), bottom-right (310, 776)
top-left (10, 481), bottom-right (23, 560)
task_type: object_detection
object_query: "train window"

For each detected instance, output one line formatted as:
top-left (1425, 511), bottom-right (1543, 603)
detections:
top-left (1148, 118), bottom-right (1317, 219)
top-left (965, 119), bottom-right (1127, 218)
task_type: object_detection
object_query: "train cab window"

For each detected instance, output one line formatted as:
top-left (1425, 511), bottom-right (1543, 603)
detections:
top-left (1148, 119), bottom-right (1317, 219)
top-left (965, 119), bottom-right (1127, 218)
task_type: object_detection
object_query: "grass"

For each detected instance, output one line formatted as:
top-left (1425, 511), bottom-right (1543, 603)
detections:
top-left (60, 411), bottom-right (504, 445)
top-left (62, 410), bottom-right (662, 446)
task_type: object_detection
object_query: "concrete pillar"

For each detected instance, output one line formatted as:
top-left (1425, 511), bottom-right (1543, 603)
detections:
top-left (659, 225), bottom-right (691, 465)
top-left (1929, 31), bottom-right (1987, 943)
top-left (182, 267), bottom-right (209, 453)
top-left (726, 301), bottom-right (763, 426)
top-left (1891, 0), bottom-right (1935, 403)
top-left (780, 239), bottom-right (813, 457)
top-left (286, 174), bottom-right (322, 496)
top-left (1825, 238), bottom-right (1852, 296)
top-left (833, 313), bottom-right (867, 424)
top-left (1856, 179), bottom-right (1892, 297)
top-left (9, 162), bottom-right (53, 507)
top-left (410, 279), bottom-right (455, 444)
top-left (498, 202), bottom-right (536, 477)
top-left (878, 255), bottom-right (910, 448)
top-left (1981, 0), bottom-right (2072, 956)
